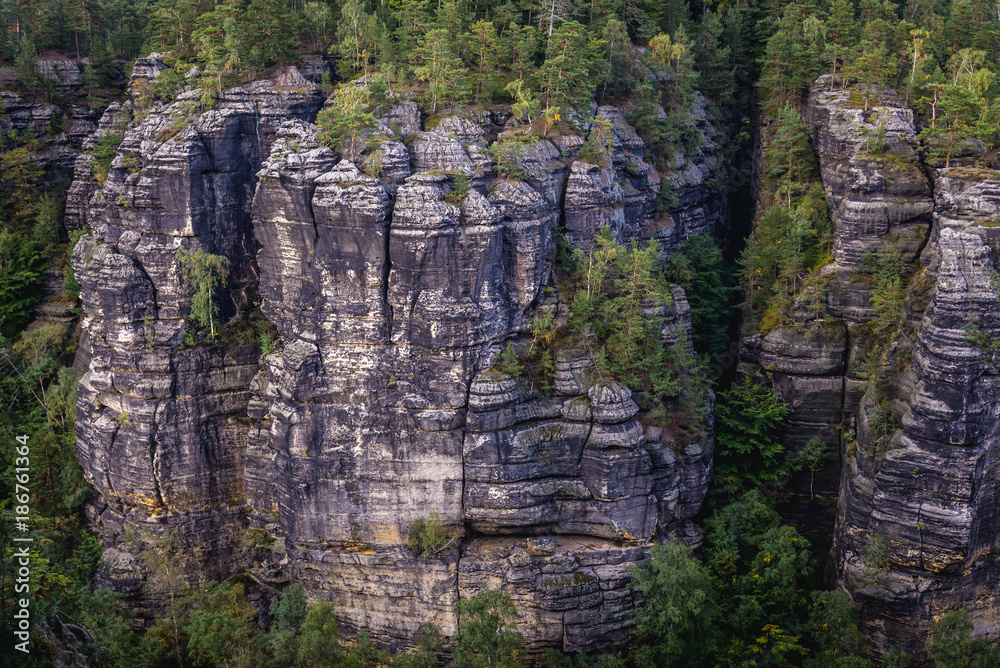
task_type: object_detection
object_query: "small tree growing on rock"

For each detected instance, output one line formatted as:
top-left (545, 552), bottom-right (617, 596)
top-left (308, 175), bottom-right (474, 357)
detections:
top-left (454, 590), bottom-right (525, 668)
top-left (176, 246), bottom-right (230, 338)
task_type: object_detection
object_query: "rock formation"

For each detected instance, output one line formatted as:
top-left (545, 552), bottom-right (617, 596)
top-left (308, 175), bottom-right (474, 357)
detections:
top-left (744, 76), bottom-right (999, 655)
top-left (71, 61), bottom-right (729, 651)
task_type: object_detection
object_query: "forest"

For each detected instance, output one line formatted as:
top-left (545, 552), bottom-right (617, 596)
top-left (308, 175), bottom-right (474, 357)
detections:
top-left (0, 0), bottom-right (999, 665)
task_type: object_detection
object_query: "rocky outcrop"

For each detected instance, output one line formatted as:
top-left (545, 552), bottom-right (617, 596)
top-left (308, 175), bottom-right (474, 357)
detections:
top-left (0, 90), bottom-right (97, 174)
top-left (636, 93), bottom-right (730, 254)
top-left (743, 76), bottom-right (999, 656)
top-left (833, 168), bottom-right (1000, 655)
top-left (804, 79), bottom-right (933, 268)
top-left (563, 161), bottom-right (625, 250)
top-left (73, 72), bottom-right (324, 584)
top-left (242, 115), bottom-right (713, 646)
top-left (72, 75), bottom-right (723, 651)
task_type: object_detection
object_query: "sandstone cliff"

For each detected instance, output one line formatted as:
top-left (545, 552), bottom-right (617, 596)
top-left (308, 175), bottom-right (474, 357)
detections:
top-left (71, 60), bottom-right (727, 650)
top-left (745, 76), bottom-right (999, 655)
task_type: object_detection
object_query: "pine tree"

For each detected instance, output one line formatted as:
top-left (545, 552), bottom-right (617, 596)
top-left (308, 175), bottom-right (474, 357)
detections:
top-left (538, 20), bottom-right (595, 114)
top-left (453, 591), bottom-right (525, 668)
top-left (852, 38), bottom-right (896, 111)
top-left (84, 37), bottom-right (116, 96)
top-left (467, 20), bottom-right (504, 103)
top-left (13, 35), bottom-right (38, 90)
top-left (303, 1), bottom-right (333, 53)
top-left (823, 0), bottom-right (857, 88)
top-left (599, 17), bottom-right (632, 101)
top-left (693, 11), bottom-right (734, 107)
top-left (391, 0), bottom-right (433, 69)
top-left (758, 2), bottom-right (824, 107)
top-left (508, 21), bottom-right (539, 82)
top-left (918, 83), bottom-right (989, 168)
top-left (766, 103), bottom-right (816, 210)
top-left (144, 0), bottom-right (211, 57)
top-left (413, 27), bottom-right (467, 112)
top-left (315, 83), bottom-right (379, 158)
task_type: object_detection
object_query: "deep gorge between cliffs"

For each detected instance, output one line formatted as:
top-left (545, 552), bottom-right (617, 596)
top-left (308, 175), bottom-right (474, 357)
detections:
top-left (59, 58), bottom-right (999, 661)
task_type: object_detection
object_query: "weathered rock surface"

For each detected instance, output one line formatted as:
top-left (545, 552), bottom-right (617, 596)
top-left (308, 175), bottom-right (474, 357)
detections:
top-left (743, 77), bottom-right (999, 656)
top-left (73, 83), bottom-right (723, 650)
top-left (804, 77), bottom-right (933, 268)
top-left (73, 71), bottom-right (324, 584)
top-left (833, 182), bottom-right (1000, 655)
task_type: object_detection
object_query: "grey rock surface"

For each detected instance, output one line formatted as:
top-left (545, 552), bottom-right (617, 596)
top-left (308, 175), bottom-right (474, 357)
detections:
top-left (742, 78), bottom-right (999, 655)
top-left (72, 78), bottom-right (724, 650)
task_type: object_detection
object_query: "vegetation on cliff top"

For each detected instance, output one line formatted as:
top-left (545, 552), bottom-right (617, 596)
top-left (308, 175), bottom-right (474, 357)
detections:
top-left (1, 0), bottom-right (1000, 665)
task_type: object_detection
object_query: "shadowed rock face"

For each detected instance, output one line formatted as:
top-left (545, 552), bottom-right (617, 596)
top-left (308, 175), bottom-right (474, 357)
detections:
top-left (73, 63), bottom-right (729, 650)
top-left (744, 76), bottom-right (999, 656)
top-left (72, 71), bottom-right (325, 583)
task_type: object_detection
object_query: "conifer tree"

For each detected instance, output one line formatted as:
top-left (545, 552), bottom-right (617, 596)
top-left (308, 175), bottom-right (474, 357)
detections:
top-left (303, 1), bottom-right (333, 53)
top-left (758, 2), bottom-right (824, 107)
top-left (508, 22), bottom-right (540, 82)
top-left (852, 38), bottom-right (895, 111)
top-left (766, 104), bottom-right (816, 210)
top-left (918, 82), bottom-right (990, 167)
top-left (392, 0), bottom-right (433, 68)
top-left (599, 17), bottom-right (632, 100)
top-left (693, 11), bottom-right (734, 107)
top-left (823, 0), bottom-right (857, 87)
top-left (538, 20), bottom-right (596, 114)
top-left (414, 28), bottom-right (467, 112)
top-left (316, 83), bottom-right (379, 158)
top-left (468, 20), bottom-right (504, 103)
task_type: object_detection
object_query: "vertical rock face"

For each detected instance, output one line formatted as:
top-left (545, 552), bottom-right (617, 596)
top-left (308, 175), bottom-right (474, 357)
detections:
top-left (245, 117), bottom-right (714, 645)
top-left (74, 74), bottom-right (728, 650)
top-left (745, 80), bottom-right (937, 508)
top-left (747, 77), bottom-right (1000, 654)
top-left (804, 81), bottom-right (933, 268)
top-left (73, 72), bottom-right (323, 581)
top-left (833, 169), bottom-right (1000, 654)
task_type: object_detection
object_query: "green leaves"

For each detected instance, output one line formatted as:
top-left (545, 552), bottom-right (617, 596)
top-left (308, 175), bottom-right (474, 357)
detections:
top-left (666, 234), bottom-right (734, 359)
top-left (176, 245), bottom-right (230, 338)
top-left (538, 21), bottom-right (603, 117)
top-left (414, 28), bottom-right (468, 113)
top-left (0, 229), bottom-right (44, 333)
top-left (407, 509), bottom-right (455, 557)
top-left (714, 376), bottom-right (791, 497)
top-left (630, 539), bottom-right (721, 665)
top-left (454, 590), bottom-right (525, 668)
top-left (316, 83), bottom-right (380, 159)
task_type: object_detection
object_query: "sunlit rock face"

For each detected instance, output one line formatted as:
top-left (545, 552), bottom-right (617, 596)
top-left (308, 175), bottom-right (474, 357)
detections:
top-left (74, 63), bottom-right (728, 650)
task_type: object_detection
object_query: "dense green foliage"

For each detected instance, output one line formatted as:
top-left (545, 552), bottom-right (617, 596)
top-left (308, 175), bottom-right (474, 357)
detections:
top-left (175, 245), bottom-right (230, 338)
top-left (666, 234), bottom-right (735, 360)
top-left (563, 228), bottom-right (708, 433)
top-left (630, 492), bottom-right (875, 667)
top-left (454, 590), bottom-right (525, 668)
top-left (925, 609), bottom-right (1000, 668)
top-left (3, 0), bottom-right (1000, 665)
top-left (713, 376), bottom-right (793, 498)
